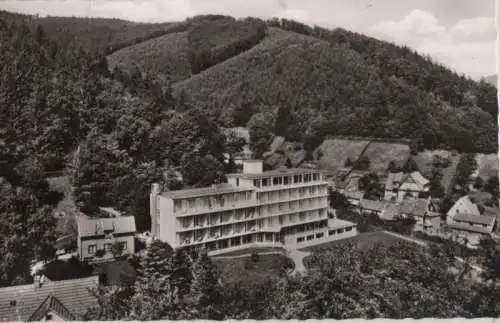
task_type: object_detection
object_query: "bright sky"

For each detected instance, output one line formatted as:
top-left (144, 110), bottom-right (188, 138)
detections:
top-left (1, 0), bottom-right (497, 79)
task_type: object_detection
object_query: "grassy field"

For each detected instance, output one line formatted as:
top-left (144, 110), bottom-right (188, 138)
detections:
top-left (213, 254), bottom-right (293, 284)
top-left (476, 153), bottom-right (499, 179)
top-left (315, 139), bottom-right (369, 171)
top-left (362, 141), bottom-right (410, 172)
top-left (314, 138), bottom-right (409, 172)
top-left (107, 31), bottom-right (192, 82)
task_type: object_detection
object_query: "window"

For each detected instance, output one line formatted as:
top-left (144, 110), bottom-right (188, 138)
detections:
top-left (120, 242), bottom-right (127, 250)
top-left (88, 244), bottom-right (97, 255)
top-left (346, 227), bottom-right (352, 232)
top-left (293, 175), bottom-right (301, 183)
top-left (236, 178), bottom-right (240, 186)
top-left (104, 243), bottom-right (111, 251)
top-left (284, 176), bottom-right (289, 185)
top-left (254, 180), bottom-right (261, 188)
top-left (297, 237), bottom-right (305, 243)
top-left (273, 177), bottom-right (280, 185)
top-left (307, 235), bottom-right (314, 241)
top-left (174, 200), bottom-right (182, 211)
top-left (316, 232), bottom-right (324, 239)
top-left (328, 230), bottom-right (335, 236)
top-left (313, 173), bottom-right (319, 181)
top-left (304, 174), bottom-right (311, 182)
top-left (262, 178), bottom-right (269, 187)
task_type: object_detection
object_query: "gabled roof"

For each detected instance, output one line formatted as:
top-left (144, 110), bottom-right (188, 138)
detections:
top-left (385, 171), bottom-right (429, 191)
top-left (380, 202), bottom-right (400, 221)
top-left (78, 216), bottom-right (136, 238)
top-left (447, 196), bottom-right (481, 218)
top-left (28, 295), bottom-right (75, 321)
top-left (345, 191), bottom-right (364, 200)
top-left (359, 199), bottom-right (385, 212)
top-left (0, 276), bottom-right (99, 321)
top-left (453, 214), bottom-right (495, 226)
top-left (400, 199), bottom-right (428, 217)
top-left (385, 172), bottom-right (403, 190)
top-left (447, 222), bottom-right (493, 235)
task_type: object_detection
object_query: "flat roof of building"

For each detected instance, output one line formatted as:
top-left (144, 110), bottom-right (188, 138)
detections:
top-left (227, 167), bottom-right (322, 180)
top-left (160, 185), bottom-right (254, 200)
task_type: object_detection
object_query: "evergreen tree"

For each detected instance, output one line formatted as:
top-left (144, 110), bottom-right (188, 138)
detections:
top-left (169, 248), bottom-right (193, 299)
top-left (189, 248), bottom-right (223, 319)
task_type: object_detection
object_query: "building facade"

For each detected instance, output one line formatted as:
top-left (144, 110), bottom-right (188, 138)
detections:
top-left (384, 171), bottom-right (430, 202)
top-left (150, 160), bottom-right (357, 255)
top-left (446, 195), bottom-right (497, 247)
top-left (77, 216), bottom-right (136, 263)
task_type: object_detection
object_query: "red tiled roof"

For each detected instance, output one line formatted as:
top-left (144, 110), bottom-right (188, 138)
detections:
top-left (359, 199), bottom-right (385, 212)
top-left (0, 276), bottom-right (99, 321)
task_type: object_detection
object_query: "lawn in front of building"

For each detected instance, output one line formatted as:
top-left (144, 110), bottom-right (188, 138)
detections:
top-left (213, 253), bottom-right (294, 285)
top-left (299, 230), bottom-right (414, 253)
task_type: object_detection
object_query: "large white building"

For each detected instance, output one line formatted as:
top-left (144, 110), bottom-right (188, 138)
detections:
top-left (150, 160), bottom-right (357, 255)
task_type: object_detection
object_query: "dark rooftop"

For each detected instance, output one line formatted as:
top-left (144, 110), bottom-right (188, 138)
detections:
top-left (160, 184), bottom-right (254, 200)
top-left (0, 276), bottom-right (98, 321)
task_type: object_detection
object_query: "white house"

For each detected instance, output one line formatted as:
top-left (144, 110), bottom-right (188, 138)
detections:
top-left (446, 195), bottom-right (497, 248)
top-left (384, 171), bottom-right (430, 202)
top-left (77, 216), bottom-right (136, 263)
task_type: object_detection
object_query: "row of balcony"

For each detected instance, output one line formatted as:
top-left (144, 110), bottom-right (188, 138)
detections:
top-left (177, 211), bottom-right (328, 245)
top-left (176, 200), bottom-right (328, 232)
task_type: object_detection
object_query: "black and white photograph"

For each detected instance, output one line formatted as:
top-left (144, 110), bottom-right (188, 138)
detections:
top-left (0, 0), bottom-right (498, 321)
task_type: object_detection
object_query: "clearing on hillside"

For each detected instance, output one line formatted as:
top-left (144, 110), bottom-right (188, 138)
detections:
top-left (107, 31), bottom-right (192, 82)
top-left (362, 141), bottom-right (410, 172)
top-left (314, 139), bottom-right (369, 171)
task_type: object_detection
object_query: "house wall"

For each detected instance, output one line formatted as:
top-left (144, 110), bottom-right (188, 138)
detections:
top-left (43, 310), bottom-right (64, 321)
top-left (158, 197), bottom-right (176, 247)
top-left (79, 235), bottom-right (135, 261)
top-left (413, 215), bottom-right (441, 236)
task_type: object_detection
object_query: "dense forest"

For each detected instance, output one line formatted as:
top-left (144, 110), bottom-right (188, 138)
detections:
top-left (0, 14), bottom-right (244, 286)
top-left (84, 238), bottom-right (500, 320)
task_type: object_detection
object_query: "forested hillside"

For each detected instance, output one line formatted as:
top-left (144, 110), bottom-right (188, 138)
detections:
top-left (0, 11), bottom-right (496, 155)
top-left (0, 15), bottom-right (245, 285)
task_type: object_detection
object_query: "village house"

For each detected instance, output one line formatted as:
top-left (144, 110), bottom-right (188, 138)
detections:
top-left (77, 216), bottom-right (136, 263)
top-left (0, 275), bottom-right (98, 321)
top-left (446, 195), bottom-right (497, 248)
top-left (362, 196), bottom-right (442, 235)
top-left (384, 171), bottom-right (430, 202)
top-left (358, 198), bottom-right (386, 216)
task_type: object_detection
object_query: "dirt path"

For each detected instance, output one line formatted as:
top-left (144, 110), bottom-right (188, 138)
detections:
top-left (287, 249), bottom-right (310, 275)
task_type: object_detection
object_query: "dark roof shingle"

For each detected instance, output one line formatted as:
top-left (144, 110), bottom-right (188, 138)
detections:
top-left (0, 276), bottom-right (99, 321)
top-left (78, 216), bottom-right (136, 237)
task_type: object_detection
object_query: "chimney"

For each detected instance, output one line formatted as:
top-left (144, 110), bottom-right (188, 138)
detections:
top-left (33, 274), bottom-right (46, 288)
top-left (243, 160), bottom-right (263, 174)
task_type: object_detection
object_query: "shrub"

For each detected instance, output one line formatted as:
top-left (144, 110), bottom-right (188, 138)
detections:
top-left (250, 251), bottom-right (260, 262)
